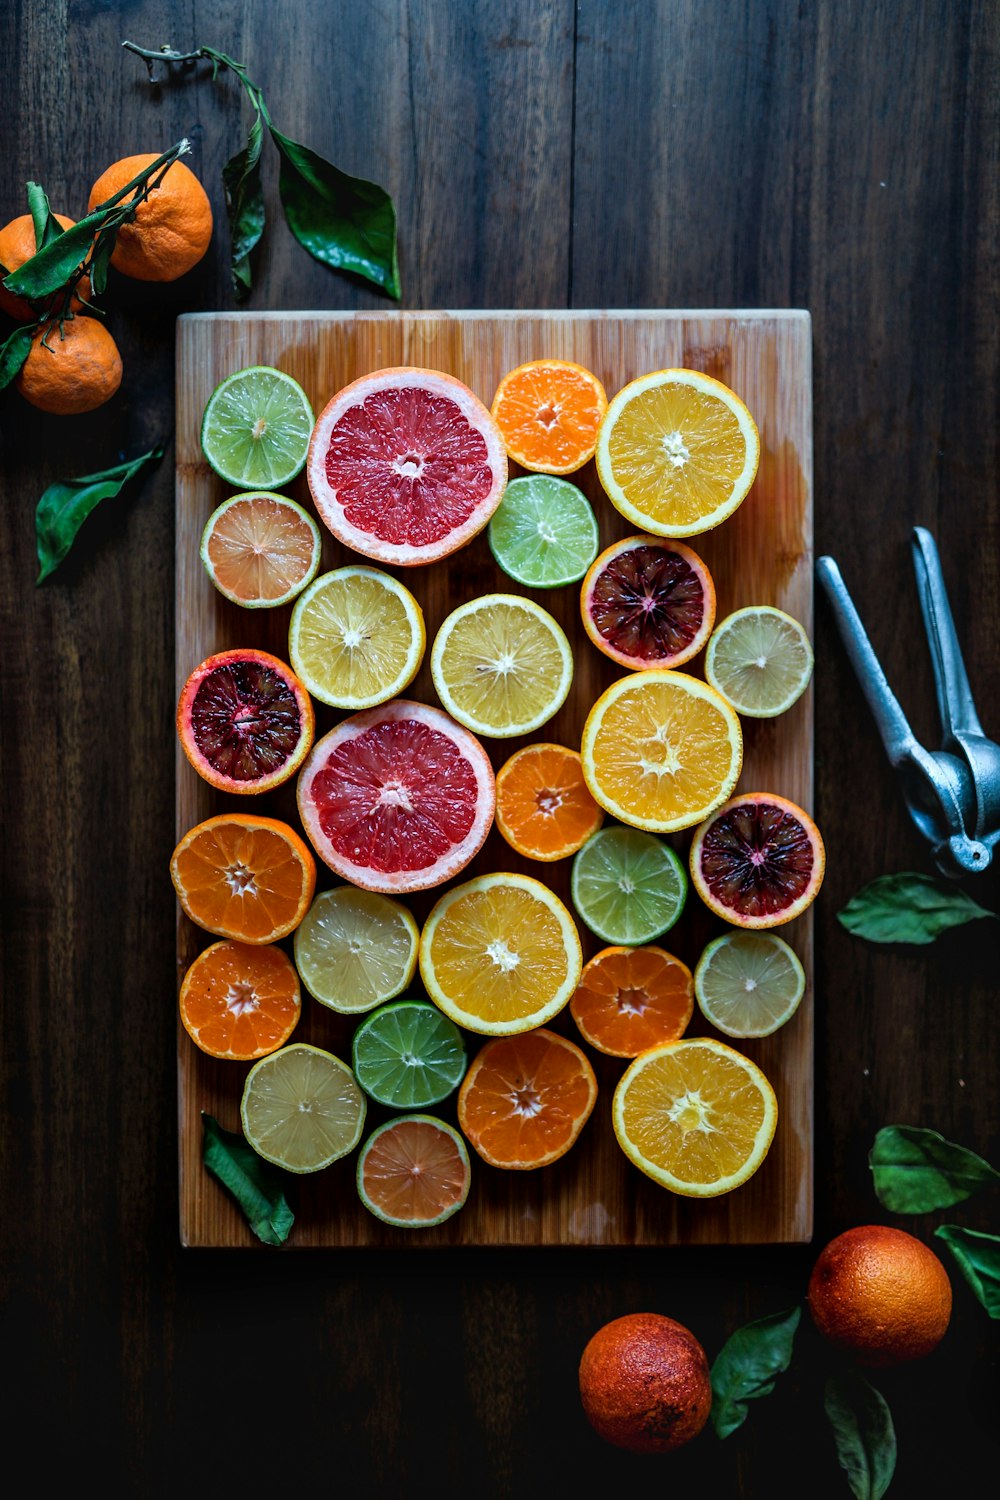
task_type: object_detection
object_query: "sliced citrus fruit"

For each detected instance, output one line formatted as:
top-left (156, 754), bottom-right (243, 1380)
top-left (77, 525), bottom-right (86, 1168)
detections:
top-left (581, 670), bottom-right (742, 832)
top-left (177, 647), bottom-right (315, 794)
top-left (201, 365), bottom-right (314, 489)
top-left (419, 872), bottom-right (583, 1035)
top-left (293, 886), bottom-right (418, 1013)
top-left (495, 743), bottom-right (604, 862)
top-left (570, 826), bottom-right (687, 943)
top-left (490, 358), bottom-right (608, 474)
top-left (241, 1043), bottom-right (366, 1173)
top-left (179, 940), bottom-right (301, 1060)
top-left (612, 1037), bottom-right (778, 1196)
top-left (352, 1000), bottom-right (467, 1108)
top-left (581, 535), bottom-right (716, 670)
top-left (690, 792), bottom-right (825, 929)
top-left (430, 593), bottom-right (573, 738)
top-left (296, 699), bottom-right (495, 893)
top-left (596, 368), bottom-right (760, 537)
top-left (199, 492), bottom-right (322, 608)
top-left (170, 813), bottom-right (316, 943)
top-left (487, 475), bottom-right (599, 587)
top-left (705, 605), bottom-right (814, 717)
top-left (458, 1028), bottom-right (598, 1169)
top-left (287, 566), bottom-right (425, 709)
top-left (694, 931), bottom-right (805, 1038)
top-left (306, 366), bottom-right (507, 566)
top-left (570, 945), bottom-right (693, 1058)
top-left (357, 1115), bottom-right (471, 1227)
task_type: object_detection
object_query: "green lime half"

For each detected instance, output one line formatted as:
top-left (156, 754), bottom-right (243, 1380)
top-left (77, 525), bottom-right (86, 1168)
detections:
top-left (694, 932), bottom-right (805, 1038)
top-left (487, 474), bottom-right (600, 587)
top-left (201, 365), bottom-right (314, 489)
top-left (571, 826), bottom-right (687, 943)
top-left (351, 1000), bottom-right (468, 1109)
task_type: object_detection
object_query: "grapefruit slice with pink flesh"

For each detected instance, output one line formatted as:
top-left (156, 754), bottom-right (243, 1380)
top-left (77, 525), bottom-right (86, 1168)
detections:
top-left (690, 792), bottom-right (825, 928)
top-left (177, 648), bottom-right (315, 795)
top-left (581, 535), bottom-right (716, 670)
top-left (307, 367), bottom-right (508, 566)
top-left (296, 699), bottom-right (496, 893)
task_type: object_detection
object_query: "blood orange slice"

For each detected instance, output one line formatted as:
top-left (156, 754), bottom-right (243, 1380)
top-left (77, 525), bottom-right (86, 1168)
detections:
top-left (177, 648), bottom-right (315, 794)
top-left (307, 367), bottom-right (508, 566)
top-left (690, 792), bottom-right (826, 929)
top-left (581, 535), bottom-right (716, 670)
top-left (296, 699), bottom-right (495, 893)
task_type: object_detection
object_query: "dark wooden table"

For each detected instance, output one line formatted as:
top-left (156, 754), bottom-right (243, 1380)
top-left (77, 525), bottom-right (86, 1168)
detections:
top-left (2, 3), bottom-right (997, 1494)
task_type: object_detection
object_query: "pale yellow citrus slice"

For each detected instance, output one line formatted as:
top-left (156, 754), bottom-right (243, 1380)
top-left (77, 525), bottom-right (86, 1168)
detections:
top-left (292, 886), bottom-right (419, 1013)
top-left (240, 1043), bottom-right (366, 1173)
top-left (288, 566), bottom-right (425, 709)
top-left (705, 605), bottom-right (814, 717)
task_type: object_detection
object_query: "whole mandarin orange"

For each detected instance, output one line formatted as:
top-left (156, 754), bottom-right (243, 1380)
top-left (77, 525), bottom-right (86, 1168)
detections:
top-left (578, 1312), bottom-right (712, 1454)
top-left (808, 1224), bottom-right (952, 1367)
top-left (0, 213), bottom-right (92, 320)
top-left (87, 155), bottom-right (212, 282)
top-left (16, 317), bottom-right (123, 415)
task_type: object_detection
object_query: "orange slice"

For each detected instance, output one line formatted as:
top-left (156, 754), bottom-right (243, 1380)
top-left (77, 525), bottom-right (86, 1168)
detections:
top-left (176, 648), bottom-right (315, 795)
top-left (690, 792), bottom-right (825, 928)
top-left (179, 940), bottom-right (301, 1060)
top-left (495, 743), bottom-right (604, 861)
top-left (569, 945), bottom-right (693, 1058)
top-left (458, 1028), bottom-right (598, 1169)
top-left (170, 813), bottom-right (316, 943)
top-left (491, 358), bottom-right (608, 474)
top-left (357, 1115), bottom-right (471, 1228)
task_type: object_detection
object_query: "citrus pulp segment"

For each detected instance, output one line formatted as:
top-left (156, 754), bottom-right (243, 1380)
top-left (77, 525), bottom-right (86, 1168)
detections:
top-left (351, 1001), bottom-right (467, 1109)
top-left (296, 699), bottom-right (495, 893)
top-left (199, 492), bottom-right (322, 608)
top-left (612, 1037), bottom-right (778, 1196)
top-left (487, 474), bottom-right (600, 587)
top-left (581, 670), bottom-right (742, 832)
top-left (293, 886), bottom-right (419, 1013)
top-left (490, 358), bottom-right (608, 474)
top-left (306, 367), bottom-right (508, 565)
top-left (705, 605), bottom-right (814, 717)
top-left (694, 931), bottom-right (805, 1038)
top-left (430, 593), bottom-right (574, 738)
top-left (595, 368), bottom-right (760, 536)
top-left (690, 793), bottom-right (825, 928)
top-left (457, 1028), bottom-right (598, 1169)
top-left (287, 566), bottom-right (425, 709)
top-left (494, 743), bottom-right (604, 861)
top-left (179, 940), bottom-right (301, 1060)
top-left (569, 945), bottom-right (693, 1058)
top-left (176, 648), bottom-right (315, 795)
top-left (357, 1115), bottom-right (471, 1228)
top-left (419, 872), bottom-right (583, 1035)
top-left (201, 365), bottom-right (314, 489)
top-left (570, 826), bottom-right (687, 943)
top-left (170, 813), bottom-right (316, 943)
top-left (240, 1043), bottom-right (366, 1173)
top-left (580, 535), bottom-right (716, 670)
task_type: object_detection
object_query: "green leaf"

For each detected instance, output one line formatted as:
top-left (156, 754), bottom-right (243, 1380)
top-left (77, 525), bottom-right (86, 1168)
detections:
top-left (837, 872), bottom-right (996, 945)
top-left (4, 212), bottom-right (103, 300)
top-left (35, 441), bottom-right (165, 584)
top-left (267, 122), bottom-right (400, 299)
top-left (26, 181), bottom-right (61, 251)
top-left (0, 323), bottom-right (35, 390)
top-left (222, 110), bottom-right (266, 300)
top-left (935, 1225), bottom-right (1000, 1318)
top-left (824, 1373), bottom-right (896, 1500)
top-left (710, 1306), bottom-right (801, 1438)
top-left (870, 1125), bottom-right (1000, 1213)
top-left (202, 1113), bottom-right (294, 1246)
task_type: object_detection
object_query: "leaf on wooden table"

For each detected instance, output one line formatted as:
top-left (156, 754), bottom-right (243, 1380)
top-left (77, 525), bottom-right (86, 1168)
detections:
top-left (35, 440), bottom-right (165, 583)
top-left (837, 872), bottom-right (996, 945)
top-left (934, 1225), bottom-right (1000, 1318)
top-left (824, 1372), bottom-right (896, 1500)
top-left (202, 1113), bottom-right (294, 1246)
top-left (870, 1125), bottom-right (1000, 1213)
top-left (710, 1305), bottom-right (801, 1438)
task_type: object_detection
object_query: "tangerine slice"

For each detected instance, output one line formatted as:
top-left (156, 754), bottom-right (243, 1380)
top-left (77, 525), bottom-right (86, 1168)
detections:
top-left (357, 1115), bottom-right (471, 1228)
top-left (690, 792), bottom-right (825, 928)
top-left (494, 743), bottom-right (604, 861)
top-left (458, 1028), bottom-right (598, 1169)
top-left (177, 648), bottom-right (315, 794)
top-left (490, 358), bottom-right (608, 474)
top-left (170, 813), bottom-right (316, 944)
top-left (179, 940), bottom-right (301, 1060)
top-left (581, 535), bottom-right (716, 670)
top-left (570, 945), bottom-right (693, 1058)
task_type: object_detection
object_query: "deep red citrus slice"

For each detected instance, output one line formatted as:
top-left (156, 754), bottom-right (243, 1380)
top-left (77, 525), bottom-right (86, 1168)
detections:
top-left (690, 792), bottom-right (825, 928)
top-left (306, 367), bottom-right (508, 566)
top-left (177, 648), bottom-right (315, 794)
top-left (296, 699), bottom-right (495, 893)
top-left (581, 535), bottom-right (716, 670)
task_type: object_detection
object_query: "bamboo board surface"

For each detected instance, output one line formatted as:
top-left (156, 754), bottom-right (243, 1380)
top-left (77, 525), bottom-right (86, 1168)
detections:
top-left (175, 309), bottom-right (813, 1248)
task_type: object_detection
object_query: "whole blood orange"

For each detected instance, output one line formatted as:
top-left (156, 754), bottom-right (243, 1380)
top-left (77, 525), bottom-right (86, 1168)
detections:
top-left (16, 317), bottom-right (122, 415)
top-left (0, 212), bottom-right (92, 320)
top-left (808, 1225), bottom-right (952, 1367)
top-left (87, 154), bottom-right (213, 281)
top-left (579, 1312), bottom-right (712, 1454)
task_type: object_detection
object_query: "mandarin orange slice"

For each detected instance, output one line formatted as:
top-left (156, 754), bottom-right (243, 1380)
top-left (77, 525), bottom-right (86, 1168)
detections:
top-left (179, 940), bottom-right (301, 1060)
top-left (491, 359), bottom-right (608, 474)
top-left (495, 743), bottom-right (604, 861)
top-left (457, 1028), bottom-right (597, 1169)
top-left (170, 813), bottom-right (316, 944)
top-left (570, 945), bottom-right (693, 1058)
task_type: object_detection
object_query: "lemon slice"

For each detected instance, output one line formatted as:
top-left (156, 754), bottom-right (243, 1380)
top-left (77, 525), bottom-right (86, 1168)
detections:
top-left (705, 606), bottom-right (814, 717)
top-left (293, 886), bottom-right (419, 1013)
top-left (288, 566), bottom-right (425, 709)
top-left (430, 593), bottom-right (573, 737)
top-left (694, 932), bottom-right (805, 1038)
top-left (240, 1043), bottom-right (366, 1173)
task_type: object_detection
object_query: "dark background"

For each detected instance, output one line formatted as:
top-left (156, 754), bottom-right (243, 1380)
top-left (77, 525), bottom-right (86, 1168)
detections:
top-left (1, 2), bottom-right (997, 1494)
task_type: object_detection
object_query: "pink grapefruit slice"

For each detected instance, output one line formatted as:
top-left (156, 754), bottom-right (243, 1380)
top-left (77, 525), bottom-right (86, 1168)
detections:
top-left (306, 367), bottom-right (508, 566)
top-left (296, 699), bottom-right (495, 893)
top-left (690, 792), bottom-right (825, 928)
top-left (177, 648), bottom-right (315, 795)
top-left (581, 535), bottom-right (716, 670)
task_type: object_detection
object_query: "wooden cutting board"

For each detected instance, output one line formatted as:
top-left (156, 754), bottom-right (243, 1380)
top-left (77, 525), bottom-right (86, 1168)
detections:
top-left (175, 309), bottom-right (813, 1248)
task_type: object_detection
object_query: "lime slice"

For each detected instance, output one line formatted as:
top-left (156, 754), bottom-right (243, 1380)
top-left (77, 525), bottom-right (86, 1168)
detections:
top-left (201, 366), bottom-right (314, 489)
top-left (694, 932), bottom-right (805, 1038)
top-left (487, 475), bottom-right (599, 587)
top-left (293, 887), bottom-right (419, 1014)
top-left (351, 1000), bottom-right (467, 1108)
top-left (705, 605), bottom-right (814, 717)
top-left (240, 1043), bottom-right (366, 1172)
top-left (571, 826), bottom-right (687, 943)
top-left (357, 1115), bottom-right (471, 1228)
top-left (200, 492), bottom-right (322, 608)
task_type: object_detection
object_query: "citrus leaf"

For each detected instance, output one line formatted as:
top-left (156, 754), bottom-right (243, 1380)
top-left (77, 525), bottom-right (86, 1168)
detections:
top-left (88, 231), bottom-right (115, 298)
top-left (0, 323), bottom-right (35, 390)
top-left (710, 1306), bottom-right (801, 1438)
top-left (3, 211), bottom-right (103, 300)
top-left (870, 1125), bottom-right (1000, 1213)
top-left (837, 872), bottom-right (996, 945)
top-left (35, 440), bottom-right (165, 583)
top-left (26, 181), bottom-right (61, 250)
top-left (824, 1373), bottom-right (896, 1500)
top-left (202, 1113), bottom-right (294, 1246)
top-left (222, 109), bottom-right (266, 300)
top-left (267, 122), bottom-right (400, 299)
top-left (934, 1225), bottom-right (1000, 1318)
